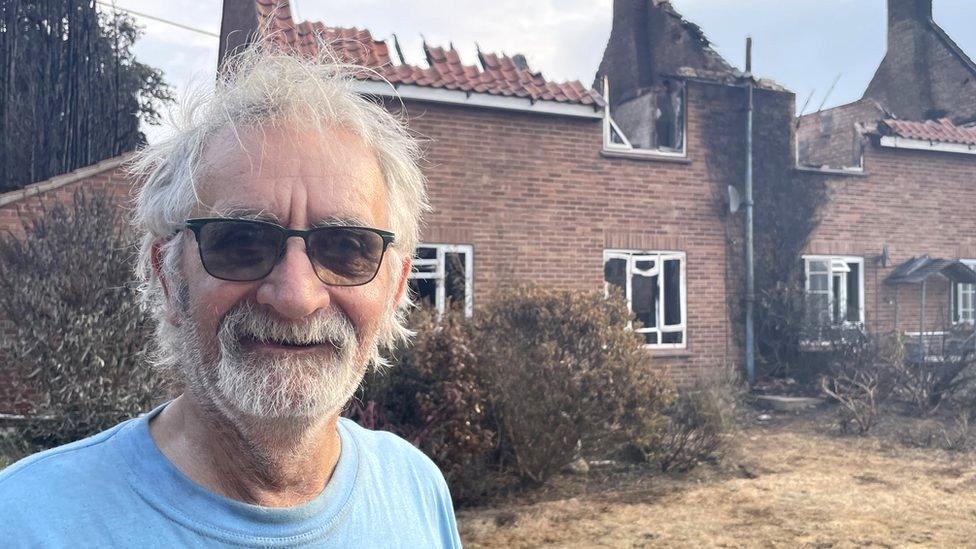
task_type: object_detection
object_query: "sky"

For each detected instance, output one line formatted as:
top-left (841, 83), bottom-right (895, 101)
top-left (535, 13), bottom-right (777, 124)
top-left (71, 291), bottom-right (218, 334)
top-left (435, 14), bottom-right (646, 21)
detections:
top-left (97, 0), bottom-right (976, 143)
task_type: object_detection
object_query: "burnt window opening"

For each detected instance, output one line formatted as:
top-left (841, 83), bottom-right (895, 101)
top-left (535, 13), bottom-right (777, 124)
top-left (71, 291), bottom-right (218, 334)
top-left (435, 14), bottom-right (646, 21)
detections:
top-left (604, 250), bottom-right (686, 348)
top-left (409, 244), bottom-right (473, 317)
top-left (602, 77), bottom-right (686, 156)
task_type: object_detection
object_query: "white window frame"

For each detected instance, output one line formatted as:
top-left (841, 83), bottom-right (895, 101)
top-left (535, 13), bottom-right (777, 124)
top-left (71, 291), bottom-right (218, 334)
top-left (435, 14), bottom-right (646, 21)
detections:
top-left (600, 77), bottom-right (688, 160)
top-left (603, 249), bottom-right (687, 349)
top-left (410, 244), bottom-right (474, 317)
top-left (802, 255), bottom-right (865, 326)
top-left (952, 259), bottom-right (976, 324)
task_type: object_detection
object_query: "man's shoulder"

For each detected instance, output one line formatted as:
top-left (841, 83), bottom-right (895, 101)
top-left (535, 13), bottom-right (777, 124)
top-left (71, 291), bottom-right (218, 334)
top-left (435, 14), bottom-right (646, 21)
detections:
top-left (338, 418), bottom-right (445, 484)
top-left (0, 417), bottom-right (134, 503)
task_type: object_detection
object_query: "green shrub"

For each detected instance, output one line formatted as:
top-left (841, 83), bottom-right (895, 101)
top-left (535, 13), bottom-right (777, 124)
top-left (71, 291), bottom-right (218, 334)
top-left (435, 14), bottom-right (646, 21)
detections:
top-left (0, 190), bottom-right (166, 446)
top-left (474, 286), bottom-right (674, 485)
top-left (345, 306), bottom-right (495, 505)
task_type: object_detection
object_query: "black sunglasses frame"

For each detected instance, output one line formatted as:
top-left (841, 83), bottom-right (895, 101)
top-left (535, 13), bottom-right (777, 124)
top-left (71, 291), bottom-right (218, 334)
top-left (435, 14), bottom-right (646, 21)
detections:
top-left (183, 217), bottom-right (396, 286)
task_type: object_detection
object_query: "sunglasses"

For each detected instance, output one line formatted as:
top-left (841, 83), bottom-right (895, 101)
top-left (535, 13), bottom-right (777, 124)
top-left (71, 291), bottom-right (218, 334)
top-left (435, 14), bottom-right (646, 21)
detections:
top-left (184, 218), bottom-right (395, 286)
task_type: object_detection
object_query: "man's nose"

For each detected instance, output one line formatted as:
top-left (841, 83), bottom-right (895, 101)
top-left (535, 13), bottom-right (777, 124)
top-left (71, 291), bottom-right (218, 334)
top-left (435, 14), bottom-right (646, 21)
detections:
top-left (255, 238), bottom-right (331, 320)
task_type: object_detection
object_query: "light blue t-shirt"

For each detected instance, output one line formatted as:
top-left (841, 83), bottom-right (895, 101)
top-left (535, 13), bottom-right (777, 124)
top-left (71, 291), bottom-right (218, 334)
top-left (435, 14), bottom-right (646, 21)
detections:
top-left (0, 404), bottom-right (462, 548)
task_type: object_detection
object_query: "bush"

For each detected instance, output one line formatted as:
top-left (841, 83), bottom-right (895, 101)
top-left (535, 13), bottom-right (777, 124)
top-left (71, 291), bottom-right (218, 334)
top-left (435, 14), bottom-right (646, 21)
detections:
top-left (0, 190), bottom-right (166, 446)
top-left (887, 330), bottom-right (976, 416)
top-left (345, 306), bottom-right (495, 505)
top-left (818, 328), bottom-right (897, 434)
top-left (474, 287), bottom-right (674, 485)
top-left (649, 365), bottom-right (741, 472)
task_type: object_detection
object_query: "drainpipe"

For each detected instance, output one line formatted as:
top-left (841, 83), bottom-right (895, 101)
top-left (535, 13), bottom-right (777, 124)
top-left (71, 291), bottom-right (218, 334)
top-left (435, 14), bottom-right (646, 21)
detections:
top-left (745, 37), bottom-right (756, 387)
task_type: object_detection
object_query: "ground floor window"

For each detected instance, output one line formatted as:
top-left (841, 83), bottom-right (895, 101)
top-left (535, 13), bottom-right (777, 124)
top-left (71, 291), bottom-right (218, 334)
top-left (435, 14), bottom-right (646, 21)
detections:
top-left (951, 259), bottom-right (976, 324)
top-left (409, 244), bottom-right (473, 317)
top-left (603, 250), bottom-right (686, 348)
top-left (803, 255), bottom-right (864, 327)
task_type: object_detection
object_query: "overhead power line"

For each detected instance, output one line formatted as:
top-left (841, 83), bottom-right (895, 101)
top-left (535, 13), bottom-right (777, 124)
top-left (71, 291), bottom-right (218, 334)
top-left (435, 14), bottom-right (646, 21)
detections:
top-left (94, 1), bottom-right (219, 38)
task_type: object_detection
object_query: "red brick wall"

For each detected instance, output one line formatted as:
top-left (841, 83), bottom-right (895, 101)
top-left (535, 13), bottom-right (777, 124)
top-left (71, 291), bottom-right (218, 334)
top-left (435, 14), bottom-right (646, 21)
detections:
top-left (0, 81), bottom-right (786, 389)
top-left (396, 80), bottom-right (790, 383)
top-left (803, 143), bottom-right (976, 337)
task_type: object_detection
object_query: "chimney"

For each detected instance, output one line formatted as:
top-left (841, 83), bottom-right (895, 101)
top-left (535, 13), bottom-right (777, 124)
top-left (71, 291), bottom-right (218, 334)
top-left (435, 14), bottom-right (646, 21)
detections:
top-left (887, 0), bottom-right (932, 45)
top-left (218, 0), bottom-right (261, 70)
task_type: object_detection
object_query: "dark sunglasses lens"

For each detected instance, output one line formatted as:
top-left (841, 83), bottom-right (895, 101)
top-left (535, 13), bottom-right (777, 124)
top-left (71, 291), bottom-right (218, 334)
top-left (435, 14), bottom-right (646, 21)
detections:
top-left (197, 221), bottom-right (282, 281)
top-left (308, 227), bottom-right (386, 285)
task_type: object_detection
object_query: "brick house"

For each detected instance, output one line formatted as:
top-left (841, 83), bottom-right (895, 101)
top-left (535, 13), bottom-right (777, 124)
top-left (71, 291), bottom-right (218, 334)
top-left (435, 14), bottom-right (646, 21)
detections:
top-left (1, 0), bottom-right (800, 387)
top-left (8, 0), bottom-right (972, 395)
top-left (796, 0), bottom-right (976, 356)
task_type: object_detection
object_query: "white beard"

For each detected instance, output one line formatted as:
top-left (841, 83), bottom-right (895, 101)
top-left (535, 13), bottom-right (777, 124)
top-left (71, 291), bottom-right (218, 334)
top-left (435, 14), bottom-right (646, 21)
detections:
top-left (179, 301), bottom-right (370, 422)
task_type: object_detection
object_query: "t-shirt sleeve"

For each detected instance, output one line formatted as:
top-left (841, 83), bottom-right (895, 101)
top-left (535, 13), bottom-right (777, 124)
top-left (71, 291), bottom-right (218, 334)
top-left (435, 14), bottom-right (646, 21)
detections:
top-left (433, 471), bottom-right (463, 549)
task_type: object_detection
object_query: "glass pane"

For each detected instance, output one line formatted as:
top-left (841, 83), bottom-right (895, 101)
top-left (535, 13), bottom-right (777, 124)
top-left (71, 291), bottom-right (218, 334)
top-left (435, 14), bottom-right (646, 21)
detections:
top-left (409, 278), bottom-right (436, 309)
top-left (663, 259), bottom-right (682, 326)
top-left (633, 274), bottom-right (658, 328)
top-left (807, 294), bottom-right (830, 325)
top-left (809, 273), bottom-right (828, 292)
top-left (662, 332), bottom-right (683, 344)
top-left (604, 258), bottom-right (627, 293)
top-left (845, 263), bottom-right (860, 322)
top-left (643, 331), bottom-right (659, 345)
top-left (415, 246), bottom-right (437, 260)
top-left (808, 259), bottom-right (829, 274)
top-left (634, 259), bottom-right (656, 272)
top-left (444, 252), bottom-right (467, 310)
top-left (832, 274), bottom-right (842, 321)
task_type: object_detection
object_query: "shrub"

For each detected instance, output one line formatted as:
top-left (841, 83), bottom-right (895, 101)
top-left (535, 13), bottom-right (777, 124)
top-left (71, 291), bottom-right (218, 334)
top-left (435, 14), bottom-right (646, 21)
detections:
top-left (650, 364), bottom-right (741, 472)
top-left (887, 330), bottom-right (976, 416)
top-left (818, 328), bottom-right (897, 434)
top-left (0, 190), bottom-right (166, 446)
top-left (474, 286), bottom-right (674, 485)
top-left (345, 306), bottom-right (495, 505)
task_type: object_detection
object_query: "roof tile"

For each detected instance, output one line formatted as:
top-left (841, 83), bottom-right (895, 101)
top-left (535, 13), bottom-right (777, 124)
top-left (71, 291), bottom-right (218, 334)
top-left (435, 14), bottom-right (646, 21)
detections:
top-left (253, 0), bottom-right (604, 107)
top-left (880, 118), bottom-right (976, 146)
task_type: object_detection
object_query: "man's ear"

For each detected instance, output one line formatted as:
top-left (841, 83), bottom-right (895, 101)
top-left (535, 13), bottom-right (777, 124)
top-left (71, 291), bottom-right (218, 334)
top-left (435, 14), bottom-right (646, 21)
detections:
top-left (391, 254), bottom-right (412, 310)
top-left (150, 239), bottom-right (182, 326)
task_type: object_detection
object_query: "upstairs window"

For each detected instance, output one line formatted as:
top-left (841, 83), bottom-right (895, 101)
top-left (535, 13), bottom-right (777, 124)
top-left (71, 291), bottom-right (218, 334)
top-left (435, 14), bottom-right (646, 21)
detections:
top-left (409, 244), bottom-right (473, 317)
top-left (602, 77), bottom-right (686, 158)
top-left (803, 255), bottom-right (864, 328)
top-left (604, 250), bottom-right (686, 348)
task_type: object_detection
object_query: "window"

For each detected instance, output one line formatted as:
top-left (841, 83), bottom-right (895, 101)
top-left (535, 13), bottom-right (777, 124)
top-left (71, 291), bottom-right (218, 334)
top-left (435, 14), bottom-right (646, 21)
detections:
top-left (604, 250), bottom-right (686, 348)
top-left (803, 255), bottom-right (864, 327)
top-left (409, 244), bottom-right (473, 317)
top-left (951, 259), bottom-right (976, 324)
top-left (602, 77), bottom-right (687, 158)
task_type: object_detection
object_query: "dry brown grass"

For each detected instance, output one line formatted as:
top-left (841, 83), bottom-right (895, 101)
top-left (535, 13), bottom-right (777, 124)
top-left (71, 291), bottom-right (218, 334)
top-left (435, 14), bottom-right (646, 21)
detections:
top-left (457, 414), bottom-right (976, 548)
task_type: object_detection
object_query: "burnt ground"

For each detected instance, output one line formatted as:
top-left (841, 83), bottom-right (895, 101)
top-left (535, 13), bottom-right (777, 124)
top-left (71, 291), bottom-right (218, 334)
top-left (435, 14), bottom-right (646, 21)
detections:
top-left (457, 403), bottom-right (976, 548)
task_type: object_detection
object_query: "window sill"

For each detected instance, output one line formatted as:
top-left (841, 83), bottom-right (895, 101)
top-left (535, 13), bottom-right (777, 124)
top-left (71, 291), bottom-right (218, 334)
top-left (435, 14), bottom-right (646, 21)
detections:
top-left (601, 148), bottom-right (692, 163)
top-left (645, 347), bottom-right (693, 358)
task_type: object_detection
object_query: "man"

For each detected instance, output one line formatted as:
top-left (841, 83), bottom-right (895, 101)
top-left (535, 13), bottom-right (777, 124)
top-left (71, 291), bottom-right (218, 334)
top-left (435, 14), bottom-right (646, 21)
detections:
top-left (0, 45), bottom-right (460, 547)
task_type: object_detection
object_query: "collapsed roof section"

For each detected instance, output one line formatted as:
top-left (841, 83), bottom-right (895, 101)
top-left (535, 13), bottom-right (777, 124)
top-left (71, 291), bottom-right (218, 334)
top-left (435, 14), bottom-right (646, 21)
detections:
top-left (797, 0), bottom-right (976, 169)
top-left (218, 0), bottom-right (603, 115)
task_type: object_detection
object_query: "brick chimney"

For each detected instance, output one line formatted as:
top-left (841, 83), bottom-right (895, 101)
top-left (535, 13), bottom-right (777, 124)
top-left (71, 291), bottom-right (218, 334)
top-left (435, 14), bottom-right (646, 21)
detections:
top-left (887, 0), bottom-right (932, 50)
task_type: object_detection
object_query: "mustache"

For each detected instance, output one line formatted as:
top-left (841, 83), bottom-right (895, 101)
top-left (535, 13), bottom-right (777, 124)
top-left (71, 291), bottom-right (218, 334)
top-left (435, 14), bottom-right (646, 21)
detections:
top-left (218, 301), bottom-right (358, 350)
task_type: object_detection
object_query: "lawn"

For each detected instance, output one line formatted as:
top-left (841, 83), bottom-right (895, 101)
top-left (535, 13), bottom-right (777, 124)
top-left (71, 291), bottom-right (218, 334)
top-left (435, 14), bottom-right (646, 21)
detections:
top-left (457, 407), bottom-right (976, 548)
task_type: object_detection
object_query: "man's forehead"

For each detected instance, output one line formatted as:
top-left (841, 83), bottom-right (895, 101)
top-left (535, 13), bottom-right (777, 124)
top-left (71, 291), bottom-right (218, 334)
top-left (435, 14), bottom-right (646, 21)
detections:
top-left (193, 124), bottom-right (388, 226)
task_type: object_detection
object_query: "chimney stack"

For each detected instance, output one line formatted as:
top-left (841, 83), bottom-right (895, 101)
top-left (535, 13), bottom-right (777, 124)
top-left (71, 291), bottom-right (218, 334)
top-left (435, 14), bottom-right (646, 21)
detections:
top-left (887, 0), bottom-right (932, 46)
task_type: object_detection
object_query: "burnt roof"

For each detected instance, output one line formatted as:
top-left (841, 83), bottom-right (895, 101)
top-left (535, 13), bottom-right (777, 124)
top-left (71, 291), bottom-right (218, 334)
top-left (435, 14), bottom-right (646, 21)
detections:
top-left (220, 0), bottom-right (603, 107)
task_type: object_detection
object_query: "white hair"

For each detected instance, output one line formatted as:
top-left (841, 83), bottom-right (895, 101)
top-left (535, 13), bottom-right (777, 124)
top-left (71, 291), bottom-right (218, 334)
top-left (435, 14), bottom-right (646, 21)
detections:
top-left (130, 41), bottom-right (428, 372)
